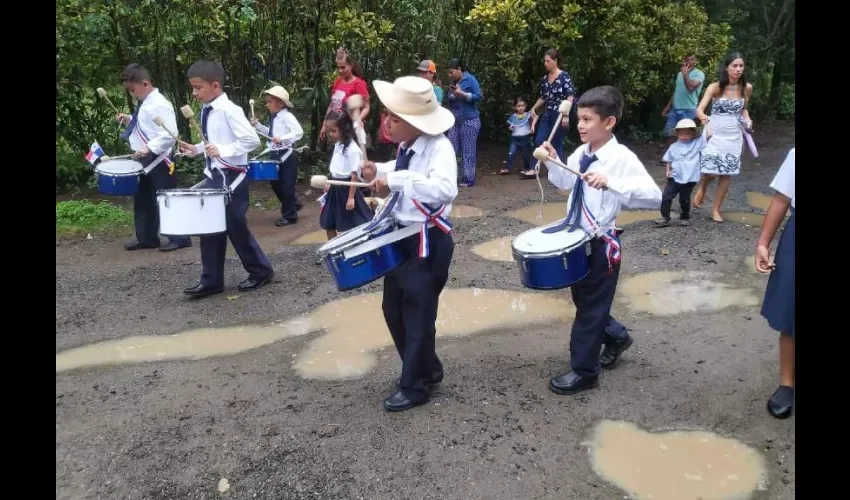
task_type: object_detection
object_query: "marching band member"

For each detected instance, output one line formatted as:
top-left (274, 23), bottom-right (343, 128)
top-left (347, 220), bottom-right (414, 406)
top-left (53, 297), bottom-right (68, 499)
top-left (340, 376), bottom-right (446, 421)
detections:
top-left (116, 63), bottom-right (191, 252)
top-left (360, 76), bottom-right (457, 412)
top-left (178, 60), bottom-right (274, 298)
top-left (538, 86), bottom-right (662, 396)
top-left (251, 85), bottom-right (304, 226)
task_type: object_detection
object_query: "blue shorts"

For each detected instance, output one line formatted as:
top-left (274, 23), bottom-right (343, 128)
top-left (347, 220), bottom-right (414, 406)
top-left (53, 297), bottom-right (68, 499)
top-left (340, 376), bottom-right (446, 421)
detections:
top-left (664, 108), bottom-right (697, 136)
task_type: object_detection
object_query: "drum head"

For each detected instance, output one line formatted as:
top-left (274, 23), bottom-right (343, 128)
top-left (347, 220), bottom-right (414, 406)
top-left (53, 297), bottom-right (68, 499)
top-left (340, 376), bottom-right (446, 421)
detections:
top-left (512, 222), bottom-right (589, 255)
top-left (96, 159), bottom-right (143, 175)
top-left (156, 188), bottom-right (227, 197)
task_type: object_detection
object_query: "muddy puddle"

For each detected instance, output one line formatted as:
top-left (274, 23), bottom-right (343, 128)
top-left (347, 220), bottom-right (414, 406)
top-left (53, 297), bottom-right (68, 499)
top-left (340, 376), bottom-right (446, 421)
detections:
top-left (292, 287), bottom-right (575, 379)
top-left (506, 203), bottom-right (658, 227)
top-left (451, 205), bottom-right (485, 218)
top-left (746, 191), bottom-right (772, 211)
top-left (470, 236), bottom-right (514, 262)
top-left (291, 230), bottom-right (328, 245)
top-left (587, 420), bottom-right (767, 500)
top-left (57, 288), bottom-right (575, 377)
top-left (617, 271), bottom-right (760, 316)
top-left (56, 319), bottom-right (312, 373)
top-left (716, 212), bottom-right (765, 227)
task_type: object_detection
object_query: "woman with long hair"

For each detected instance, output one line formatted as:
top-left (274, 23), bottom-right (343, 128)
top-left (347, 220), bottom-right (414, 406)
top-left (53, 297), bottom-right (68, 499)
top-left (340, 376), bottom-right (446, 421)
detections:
top-left (529, 49), bottom-right (577, 178)
top-left (319, 47), bottom-right (371, 141)
top-left (693, 51), bottom-right (753, 222)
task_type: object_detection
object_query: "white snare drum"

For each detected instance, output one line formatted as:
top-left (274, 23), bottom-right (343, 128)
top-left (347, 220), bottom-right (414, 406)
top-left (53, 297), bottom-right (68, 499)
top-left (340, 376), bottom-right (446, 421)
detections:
top-left (156, 189), bottom-right (227, 236)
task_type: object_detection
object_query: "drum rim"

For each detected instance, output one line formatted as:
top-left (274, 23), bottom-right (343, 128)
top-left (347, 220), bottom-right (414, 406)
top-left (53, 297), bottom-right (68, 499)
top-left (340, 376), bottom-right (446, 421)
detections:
top-left (156, 188), bottom-right (229, 197)
top-left (511, 225), bottom-right (590, 258)
top-left (95, 159), bottom-right (144, 175)
top-left (317, 218), bottom-right (393, 256)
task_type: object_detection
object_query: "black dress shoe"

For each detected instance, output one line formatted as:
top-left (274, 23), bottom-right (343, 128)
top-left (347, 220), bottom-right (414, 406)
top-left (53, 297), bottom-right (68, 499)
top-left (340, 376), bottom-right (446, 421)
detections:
top-left (124, 240), bottom-right (159, 251)
top-left (183, 283), bottom-right (223, 297)
top-left (296, 203), bottom-right (304, 211)
top-left (383, 389), bottom-right (427, 412)
top-left (275, 218), bottom-right (297, 227)
top-left (159, 240), bottom-right (193, 252)
top-left (549, 371), bottom-right (599, 395)
top-left (767, 385), bottom-right (794, 419)
top-left (600, 334), bottom-right (634, 369)
top-left (238, 273), bottom-right (274, 291)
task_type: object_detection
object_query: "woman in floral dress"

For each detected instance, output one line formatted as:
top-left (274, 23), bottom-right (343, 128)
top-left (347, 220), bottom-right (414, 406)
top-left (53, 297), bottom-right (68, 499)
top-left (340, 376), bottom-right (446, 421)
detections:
top-left (694, 52), bottom-right (753, 222)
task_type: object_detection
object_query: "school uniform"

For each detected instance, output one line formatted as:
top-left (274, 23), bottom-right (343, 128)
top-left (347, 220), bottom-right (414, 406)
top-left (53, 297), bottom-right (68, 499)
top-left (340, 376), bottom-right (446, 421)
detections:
top-left (119, 88), bottom-right (191, 251)
top-left (255, 109), bottom-right (304, 225)
top-left (318, 141), bottom-right (373, 232)
top-left (760, 148), bottom-right (795, 337)
top-left (659, 135), bottom-right (706, 222)
top-left (184, 93), bottom-right (274, 297)
top-left (544, 136), bottom-right (662, 393)
top-left (372, 133), bottom-right (458, 408)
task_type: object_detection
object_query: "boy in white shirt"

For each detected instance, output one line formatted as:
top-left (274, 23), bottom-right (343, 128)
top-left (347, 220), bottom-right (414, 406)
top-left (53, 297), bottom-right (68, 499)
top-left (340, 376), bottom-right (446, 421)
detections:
top-left (655, 118), bottom-right (706, 227)
top-left (250, 85), bottom-right (304, 226)
top-left (754, 148), bottom-right (795, 419)
top-left (360, 76), bottom-right (458, 412)
top-left (538, 85), bottom-right (662, 396)
top-left (115, 63), bottom-right (191, 252)
top-left (178, 60), bottom-right (274, 298)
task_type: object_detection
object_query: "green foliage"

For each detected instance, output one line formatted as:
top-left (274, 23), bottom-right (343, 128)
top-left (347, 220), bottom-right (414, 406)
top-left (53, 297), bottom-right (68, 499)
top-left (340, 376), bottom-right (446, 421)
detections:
top-left (55, 0), bottom-right (793, 192)
top-left (56, 200), bottom-right (132, 234)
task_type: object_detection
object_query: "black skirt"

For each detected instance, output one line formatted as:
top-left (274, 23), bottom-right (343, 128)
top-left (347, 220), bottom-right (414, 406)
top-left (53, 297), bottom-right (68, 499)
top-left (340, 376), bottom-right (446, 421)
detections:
top-left (319, 181), bottom-right (374, 232)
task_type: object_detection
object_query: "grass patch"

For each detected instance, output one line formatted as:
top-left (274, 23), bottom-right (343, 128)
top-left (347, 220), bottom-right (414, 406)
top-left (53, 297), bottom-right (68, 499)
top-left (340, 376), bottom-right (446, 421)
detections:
top-left (56, 200), bottom-right (133, 236)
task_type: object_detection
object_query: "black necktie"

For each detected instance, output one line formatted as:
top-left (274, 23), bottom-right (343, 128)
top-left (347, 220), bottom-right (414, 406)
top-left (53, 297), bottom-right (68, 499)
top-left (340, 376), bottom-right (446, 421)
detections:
top-left (201, 105), bottom-right (211, 170)
top-left (268, 112), bottom-right (277, 137)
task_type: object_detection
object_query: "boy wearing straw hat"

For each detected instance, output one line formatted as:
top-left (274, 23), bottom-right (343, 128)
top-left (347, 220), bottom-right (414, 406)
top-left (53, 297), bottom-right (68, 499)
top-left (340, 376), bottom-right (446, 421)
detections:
top-left (360, 76), bottom-right (458, 412)
top-left (250, 85), bottom-right (304, 226)
top-left (654, 118), bottom-right (706, 227)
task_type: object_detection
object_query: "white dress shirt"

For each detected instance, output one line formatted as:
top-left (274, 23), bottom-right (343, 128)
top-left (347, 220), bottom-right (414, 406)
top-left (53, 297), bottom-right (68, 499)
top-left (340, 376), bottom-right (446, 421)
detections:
top-left (192, 93), bottom-right (261, 177)
top-left (125, 88), bottom-right (177, 156)
top-left (329, 141), bottom-right (363, 178)
top-left (770, 148), bottom-right (795, 208)
top-left (545, 136), bottom-right (662, 235)
top-left (375, 133), bottom-right (458, 226)
top-left (254, 108), bottom-right (303, 150)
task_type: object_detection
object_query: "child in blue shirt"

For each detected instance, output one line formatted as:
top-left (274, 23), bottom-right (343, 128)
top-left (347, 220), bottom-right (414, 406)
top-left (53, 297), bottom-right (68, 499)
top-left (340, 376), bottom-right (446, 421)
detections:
top-left (655, 118), bottom-right (706, 227)
top-left (501, 97), bottom-right (534, 176)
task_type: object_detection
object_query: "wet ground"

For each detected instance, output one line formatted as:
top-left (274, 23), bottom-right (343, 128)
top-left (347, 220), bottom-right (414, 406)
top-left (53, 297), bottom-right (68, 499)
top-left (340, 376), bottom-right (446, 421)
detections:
top-left (56, 121), bottom-right (795, 499)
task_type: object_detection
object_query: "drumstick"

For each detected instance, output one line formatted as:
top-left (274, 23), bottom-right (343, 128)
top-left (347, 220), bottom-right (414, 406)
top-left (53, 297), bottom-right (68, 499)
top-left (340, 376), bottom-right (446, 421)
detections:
top-left (152, 116), bottom-right (181, 143)
top-left (532, 147), bottom-right (582, 176)
top-left (99, 154), bottom-right (135, 161)
top-left (249, 99), bottom-right (256, 120)
top-left (345, 94), bottom-right (369, 161)
top-left (533, 100), bottom-right (572, 170)
top-left (96, 87), bottom-right (122, 115)
top-left (180, 105), bottom-right (208, 144)
top-left (310, 175), bottom-right (370, 189)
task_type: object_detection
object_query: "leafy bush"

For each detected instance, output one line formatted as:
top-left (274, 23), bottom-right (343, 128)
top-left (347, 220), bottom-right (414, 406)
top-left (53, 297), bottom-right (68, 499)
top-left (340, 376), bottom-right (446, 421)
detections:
top-left (56, 200), bottom-right (132, 234)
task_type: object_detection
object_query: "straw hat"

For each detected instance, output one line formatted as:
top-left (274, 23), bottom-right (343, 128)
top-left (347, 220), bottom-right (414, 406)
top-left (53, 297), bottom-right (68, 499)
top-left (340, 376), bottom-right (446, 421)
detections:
top-left (674, 118), bottom-right (697, 129)
top-left (262, 85), bottom-right (294, 108)
top-left (372, 76), bottom-right (455, 135)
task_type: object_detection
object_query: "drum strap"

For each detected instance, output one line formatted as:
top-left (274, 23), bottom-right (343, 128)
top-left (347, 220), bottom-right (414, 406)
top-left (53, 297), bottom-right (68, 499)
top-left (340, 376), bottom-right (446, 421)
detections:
top-left (133, 121), bottom-right (173, 175)
top-left (580, 203), bottom-right (621, 271)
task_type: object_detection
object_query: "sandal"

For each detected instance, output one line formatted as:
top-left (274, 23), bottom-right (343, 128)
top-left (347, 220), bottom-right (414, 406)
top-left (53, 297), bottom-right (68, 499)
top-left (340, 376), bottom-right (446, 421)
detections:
top-left (499, 169), bottom-right (510, 175)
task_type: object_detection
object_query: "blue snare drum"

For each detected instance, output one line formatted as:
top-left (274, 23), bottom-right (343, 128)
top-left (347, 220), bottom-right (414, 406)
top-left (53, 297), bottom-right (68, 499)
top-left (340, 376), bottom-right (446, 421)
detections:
top-left (94, 159), bottom-right (144, 196)
top-left (511, 221), bottom-right (592, 290)
top-left (317, 218), bottom-right (408, 292)
top-left (247, 159), bottom-right (279, 181)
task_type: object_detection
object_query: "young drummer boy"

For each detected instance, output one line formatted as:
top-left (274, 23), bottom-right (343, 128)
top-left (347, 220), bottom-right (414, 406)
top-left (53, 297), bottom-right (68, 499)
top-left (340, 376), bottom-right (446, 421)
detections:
top-left (538, 86), bottom-right (662, 395)
top-left (178, 60), bottom-right (274, 297)
top-left (116, 63), bottom-right (192, 252)
top-left (359, 76), bottom-right (458, 412)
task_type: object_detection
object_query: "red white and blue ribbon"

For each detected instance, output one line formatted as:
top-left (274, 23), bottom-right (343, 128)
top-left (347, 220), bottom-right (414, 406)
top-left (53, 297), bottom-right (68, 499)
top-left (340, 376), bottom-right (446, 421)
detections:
top-left (580, 202), bottom-right (621, 271)
top-left (411, 200), bottom-right (452, 258)
top-left (132, 123), bottom-right (174, 173)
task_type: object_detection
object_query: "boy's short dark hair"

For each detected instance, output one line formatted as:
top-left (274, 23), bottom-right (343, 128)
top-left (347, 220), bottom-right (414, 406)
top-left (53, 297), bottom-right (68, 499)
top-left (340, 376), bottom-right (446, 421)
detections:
top-left (187, 60), bottom-right (225, 85)
top-left (120, 63), bottom-right (150, 84)
top-left (577, 86), bottom-right (623, 122)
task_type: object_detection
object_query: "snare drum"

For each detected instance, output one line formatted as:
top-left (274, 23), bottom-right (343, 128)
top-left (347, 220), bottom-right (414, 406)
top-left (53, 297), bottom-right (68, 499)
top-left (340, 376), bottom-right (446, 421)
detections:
top-left (511, 221), bottom-right (592, 290)
top-left (156, 189), bottom-right (227, 237)
top-left (247, 160), bottom-right (279, 181)
top-left (94, 159), bottom-right (144, 196)
top-left (317, 218), bottom-right (407, 291)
